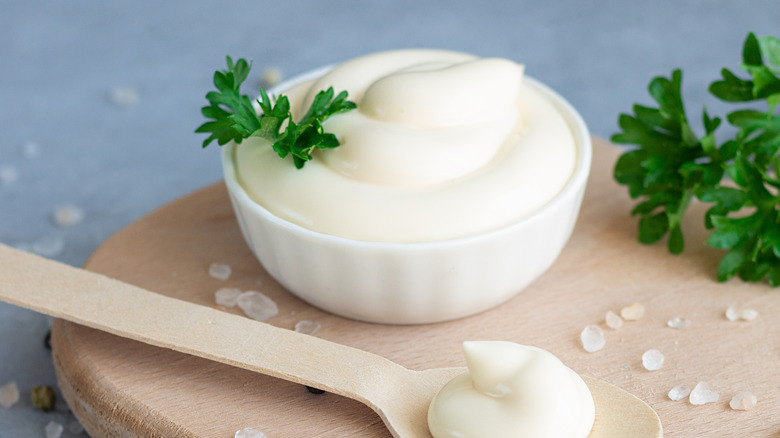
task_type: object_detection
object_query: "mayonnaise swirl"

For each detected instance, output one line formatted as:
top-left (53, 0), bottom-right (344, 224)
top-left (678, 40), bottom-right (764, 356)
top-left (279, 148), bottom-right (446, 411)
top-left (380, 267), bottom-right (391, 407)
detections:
top-left (233, 49), bottom-right (577, 242)
top-left (428, 341), bottom-right (595, 438)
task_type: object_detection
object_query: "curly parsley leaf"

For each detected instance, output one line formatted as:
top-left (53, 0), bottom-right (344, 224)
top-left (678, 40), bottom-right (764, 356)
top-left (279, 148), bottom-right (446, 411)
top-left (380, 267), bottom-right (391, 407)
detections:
top-left (705, 152), bottom-right (780, 285)
top-left (263, 87), bottom-right (356, 169)
top-left (711, 33), bottom-right (780, 107)
top-left (196, 56), bottom-right (356, 169)
top-left (195, 57), bottom-right (260, 147)
top-left (613, 32), bottom-right (780, 286)
top-left (613, 69), bottom-right (717, 254)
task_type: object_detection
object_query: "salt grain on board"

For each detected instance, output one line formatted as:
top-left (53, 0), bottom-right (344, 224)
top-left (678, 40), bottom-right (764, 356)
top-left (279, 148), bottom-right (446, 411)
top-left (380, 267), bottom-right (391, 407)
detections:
top-left (45, 421), bottom-right (64, 438)
top-left (620, 302), bottom-right (645, 320)
top-left (209, 263), bottom-right (232, 281)
top-left (237, 291), bottom-right (278, 322)
top-left (580, 325), bottom-right (605, 352)
top-left (235, 427), bottom-right (268, 438)
top-left (605, 311), bottom-right (623, 329)
top-left (689, 382), bottom-right (719, 405)
top-left (0, 381), bottom-right (20, 408)
top-left (726, 305), bottom-right (759, 321)
top-left (740, 308), bottom-right (758, 321)
top-left (215, 288), bottom-right (242, 307)
top-left (725, 305), bottom-right (740, 321)
top-left (642, 349), bottom-right (664, 371)
top-left (667, 317), bottom-right (690, 329)
top-left (729, 392), bottom-right (757, 410)
top-left (668, 385), bottom-right (691, 401)
top-left (294, 320), bottom-right (321, 335)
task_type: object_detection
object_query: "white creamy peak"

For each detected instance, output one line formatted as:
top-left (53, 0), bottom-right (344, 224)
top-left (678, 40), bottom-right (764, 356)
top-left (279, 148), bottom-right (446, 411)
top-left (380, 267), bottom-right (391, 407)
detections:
top-left (360, 58), bottom-right (523, 126)
top-left (428, 341), bottom-right (595, 438)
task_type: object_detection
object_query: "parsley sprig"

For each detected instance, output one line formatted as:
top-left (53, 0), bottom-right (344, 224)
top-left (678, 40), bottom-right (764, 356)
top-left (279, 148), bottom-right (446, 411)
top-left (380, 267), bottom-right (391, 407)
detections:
top-left (613, 32), bottom-right (780, 286)
top-left (196, 56), bottom-right (356, 168)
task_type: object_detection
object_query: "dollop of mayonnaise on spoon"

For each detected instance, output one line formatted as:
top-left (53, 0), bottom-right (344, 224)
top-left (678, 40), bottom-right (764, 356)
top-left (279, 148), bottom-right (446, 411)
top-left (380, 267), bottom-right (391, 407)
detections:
top-left (428, 341), bottom-right (595, 438)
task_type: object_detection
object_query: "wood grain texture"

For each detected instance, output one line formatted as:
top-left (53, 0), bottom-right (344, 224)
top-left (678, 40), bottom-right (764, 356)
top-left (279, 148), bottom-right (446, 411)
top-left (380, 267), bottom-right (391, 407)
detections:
top-left (52, 139), bottom-right (779, 437)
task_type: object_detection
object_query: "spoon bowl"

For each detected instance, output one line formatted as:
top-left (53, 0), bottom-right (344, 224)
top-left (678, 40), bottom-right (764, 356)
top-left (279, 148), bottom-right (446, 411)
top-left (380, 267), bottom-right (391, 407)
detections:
top-left (0, 244), bottom-right (661, 437)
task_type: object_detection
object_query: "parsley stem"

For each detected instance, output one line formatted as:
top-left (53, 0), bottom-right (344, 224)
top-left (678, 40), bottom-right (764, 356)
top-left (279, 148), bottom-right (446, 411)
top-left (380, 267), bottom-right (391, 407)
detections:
top-left (671, 189), bottom-right (694, 228)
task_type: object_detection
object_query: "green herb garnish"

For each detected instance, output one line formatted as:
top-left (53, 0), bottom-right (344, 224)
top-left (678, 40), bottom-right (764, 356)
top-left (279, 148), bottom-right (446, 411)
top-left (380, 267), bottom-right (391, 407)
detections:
top-left (196, 56), bottom-right (356, 168)
top-left (31, 385), bottom-right (56, 412)
top-left (613, 32), bottom-right (780, 286)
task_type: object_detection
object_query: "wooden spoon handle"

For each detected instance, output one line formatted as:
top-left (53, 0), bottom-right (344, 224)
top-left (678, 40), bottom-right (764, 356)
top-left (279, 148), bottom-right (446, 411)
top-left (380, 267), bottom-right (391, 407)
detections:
top-left (0, 244), bottom-right (403, 406)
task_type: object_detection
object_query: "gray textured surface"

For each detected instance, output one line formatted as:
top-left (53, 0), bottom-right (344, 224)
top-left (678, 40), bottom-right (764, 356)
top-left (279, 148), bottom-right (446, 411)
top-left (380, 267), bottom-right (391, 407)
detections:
top-left (1, 1), bottom-right (778, 435)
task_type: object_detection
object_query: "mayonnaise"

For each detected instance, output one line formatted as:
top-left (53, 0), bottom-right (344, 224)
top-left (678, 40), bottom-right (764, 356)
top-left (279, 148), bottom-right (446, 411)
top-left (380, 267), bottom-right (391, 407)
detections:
top-left (428, 341), bottom-right (595, 438)
top-left (233, 49), bottom-right (577, 242)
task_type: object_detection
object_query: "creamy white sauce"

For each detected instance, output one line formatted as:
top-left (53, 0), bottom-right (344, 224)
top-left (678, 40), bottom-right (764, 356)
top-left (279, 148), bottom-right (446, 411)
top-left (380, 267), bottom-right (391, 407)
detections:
top-left (428, 341), bottom-right (595, 438)
top-left (234, 49), bottom-right (577, 242)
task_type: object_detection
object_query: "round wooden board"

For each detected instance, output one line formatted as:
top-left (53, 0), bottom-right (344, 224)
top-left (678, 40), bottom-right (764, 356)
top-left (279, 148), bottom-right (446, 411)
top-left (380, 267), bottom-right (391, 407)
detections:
top-left (52, 139), bottom-right (779, 437)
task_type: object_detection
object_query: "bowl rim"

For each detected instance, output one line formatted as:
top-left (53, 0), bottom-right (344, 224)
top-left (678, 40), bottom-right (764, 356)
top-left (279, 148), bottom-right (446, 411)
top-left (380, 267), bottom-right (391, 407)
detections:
top-left (222, 64), bottom-right (592, 249)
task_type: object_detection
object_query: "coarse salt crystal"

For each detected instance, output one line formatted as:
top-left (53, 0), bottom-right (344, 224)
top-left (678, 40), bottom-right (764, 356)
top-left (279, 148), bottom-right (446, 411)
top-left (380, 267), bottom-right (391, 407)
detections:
top-left (68, 420), bottom-right (85, 434)
top-left (13, 242), bottom-right (32, 252)
top-left (580, 325), bottom-right (605, 353)
top-left (605, 311), bottom-right (623, 329)
top-left (45, 421), bottom-right (64, 438)
top-left (294, 320), bottom-right (320, 335)
top-left (726, 306), bottom-right (759, 321)
top-left (620, 302), bottom-right (645, 320)
top-left (52, 204), bottom-right (84, 227)
top-left (667, 317), bottom-right (690, 329)
top-left (108, 86), bottom-right (139, 108)
top-left (740, 308), bottom-right (758, 321)
top-left (237, 291), bottom-right (278, 322)
top-left (729, 392), bottom-right (757, 410)
top-left (22, 140), bottom-right (40, 158)
top-left (642, 349), bottom-right (664, 371)
top-left (668, 385), bottom-right (691, 401)
top-left (235, 427), bottom-right (268, 438)
top-left (31, 235), bottom-right (65, 257)
top-left (261, 67), bottom-right (283, 87)
top-left (215, 288), bottom-right (242, 307)
top-left (0, 165), bottom-right (20, 186)
top-left (0, 381), bottom-right (20, 408)
top-left (689, 382), bottom-right (719, 405)
top-left (209, 263), bottom-right (232, 281)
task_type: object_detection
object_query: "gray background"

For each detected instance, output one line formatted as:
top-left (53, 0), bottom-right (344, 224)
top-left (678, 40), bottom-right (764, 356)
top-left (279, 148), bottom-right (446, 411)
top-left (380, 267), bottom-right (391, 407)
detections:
top-left (1, 1), bottom-right (778, 436)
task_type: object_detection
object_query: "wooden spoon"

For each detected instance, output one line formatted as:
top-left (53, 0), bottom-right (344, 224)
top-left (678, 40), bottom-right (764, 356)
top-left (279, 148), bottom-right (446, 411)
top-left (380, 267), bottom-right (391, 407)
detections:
top-left (0, 244), bottom-right (662, 438)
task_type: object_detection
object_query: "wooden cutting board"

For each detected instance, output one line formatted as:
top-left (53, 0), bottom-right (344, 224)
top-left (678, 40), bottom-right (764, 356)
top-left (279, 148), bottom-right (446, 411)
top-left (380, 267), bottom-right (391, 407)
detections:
top-left (51, 139), bottom-right (779, 438)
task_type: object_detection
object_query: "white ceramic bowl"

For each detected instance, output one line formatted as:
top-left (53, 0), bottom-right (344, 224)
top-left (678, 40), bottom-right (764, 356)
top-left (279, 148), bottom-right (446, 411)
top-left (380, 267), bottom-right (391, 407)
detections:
top-left (222, 66), bottom-right (591, 324)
